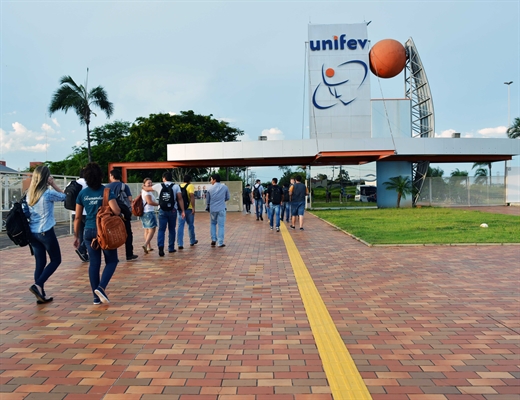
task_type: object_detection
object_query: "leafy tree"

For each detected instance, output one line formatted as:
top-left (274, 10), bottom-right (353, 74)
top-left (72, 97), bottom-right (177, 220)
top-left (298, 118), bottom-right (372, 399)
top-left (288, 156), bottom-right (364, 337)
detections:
top-left (129, 111), bottom-right (243, 163)
top-left (427, 166), bottom-right (444, 177)
top-left (507, 117), bottom-right (520, 139)
top-left (278, 167), bottom-right (295, 187)
top-left (337, 169), bottom-right (350, 185)
top-left (47, 111), bottom-right (244, 182)
top-left (383, 175), bottom-right (413, 208)
top-left (48, 74), bottom-right (114, 163)
top-left (448, 168), bottom-right (469, 203)
top-left (46, 146), bottom-right (89, 176)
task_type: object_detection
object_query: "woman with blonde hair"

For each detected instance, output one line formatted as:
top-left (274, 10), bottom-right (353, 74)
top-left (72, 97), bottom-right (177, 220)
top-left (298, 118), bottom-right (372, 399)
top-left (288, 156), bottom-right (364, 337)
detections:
top-left (141, 177), bottom-right (159, 253)
top-left (25, 165), bottom-right (66, 304)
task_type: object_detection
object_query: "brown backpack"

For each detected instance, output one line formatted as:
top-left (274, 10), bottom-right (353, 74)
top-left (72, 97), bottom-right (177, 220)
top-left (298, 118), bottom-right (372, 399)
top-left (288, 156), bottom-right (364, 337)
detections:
top-left (92, 188), bottom-right (128, 250)
top-left (131, 194), bottom-right (144, 217)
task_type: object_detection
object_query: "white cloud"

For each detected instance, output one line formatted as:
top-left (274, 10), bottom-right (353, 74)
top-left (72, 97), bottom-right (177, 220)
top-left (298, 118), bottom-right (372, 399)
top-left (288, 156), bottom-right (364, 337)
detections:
top-left (477, 126), bottom-right (507, 137)
top-left (261, 127), bottom-right (284, 140)
top-left (0, 122), bottom-right (59, 153)
top-left (51, 118), bottom-right (60, 127)
top-left (436, 126), bottom-right (508, 139)
top-left (435, 129), bottom-right (457, 138)
top-left (42, 123), bottom-right (55, 134)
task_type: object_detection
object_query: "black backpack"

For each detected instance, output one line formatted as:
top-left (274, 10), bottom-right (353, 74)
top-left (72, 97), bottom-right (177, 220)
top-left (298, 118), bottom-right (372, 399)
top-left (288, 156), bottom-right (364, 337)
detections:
top-left (283, 187), bottom-right (290, 201)
top-left (114, 183), bottom-right (132, 219)
top-left (64, 180), bottom-right (83, 211)
top-left (243, 187), bottom-right (251, 201)
top-left (180, 183), bottom-right (190, 209)
top-left (270, 185), bottom-right (283, 205)
top-left (158, 183), bottom-right (175, 211)
top-left (253, 185), bottom-right (261, 200)
top-left (5, 196), bottom-right (32, 248)
top-left (115, 182), bottom-right (131, 209)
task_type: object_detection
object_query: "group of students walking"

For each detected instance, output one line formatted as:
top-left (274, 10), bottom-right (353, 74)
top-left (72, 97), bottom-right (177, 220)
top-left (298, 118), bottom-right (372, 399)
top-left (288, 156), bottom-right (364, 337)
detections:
top-left (23, 163), bottom-right (230, 306)
top-left (244, 175), bottom-right (309, 232)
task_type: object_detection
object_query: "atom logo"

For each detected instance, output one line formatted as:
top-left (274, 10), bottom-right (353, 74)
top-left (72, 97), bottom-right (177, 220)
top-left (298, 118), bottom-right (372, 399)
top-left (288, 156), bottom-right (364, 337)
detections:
top-left (312, 60), bottom-right (368, 110)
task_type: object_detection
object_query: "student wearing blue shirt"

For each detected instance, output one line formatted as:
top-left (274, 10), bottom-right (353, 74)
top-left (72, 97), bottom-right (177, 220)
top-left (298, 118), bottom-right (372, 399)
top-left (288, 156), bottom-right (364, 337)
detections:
top-left (74, 162), bottom-right (121, 305)
top-left (206, 174), bottom-right (230, 248)
top-left (25, 165), bottom-right (66, 304)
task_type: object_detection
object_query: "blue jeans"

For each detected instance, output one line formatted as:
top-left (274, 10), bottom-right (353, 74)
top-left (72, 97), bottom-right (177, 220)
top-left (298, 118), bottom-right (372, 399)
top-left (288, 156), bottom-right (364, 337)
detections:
top-left (178, 208), bottom-right (196, 247)
top-left (269, 204), bottom-right (281, 228)
top-left (280, 202), bottom-right (290, 222)
top-left (72, 214), bottom-right (87, 256)
top-left (255, 199), bottom-right (264, 219)
top-left (30, 227), bottom-right (61, 293)
top-left (84, 227), bottom-right (119, 297)
top-left (157, 209), bottom-right (177, 251)
top-left (210, 210), bottom-right (226, 246)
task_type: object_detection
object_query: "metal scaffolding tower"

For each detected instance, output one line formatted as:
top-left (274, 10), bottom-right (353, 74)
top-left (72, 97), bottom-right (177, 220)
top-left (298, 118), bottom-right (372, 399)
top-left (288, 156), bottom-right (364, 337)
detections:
top-left (405, 37), bottom-right (435, 205)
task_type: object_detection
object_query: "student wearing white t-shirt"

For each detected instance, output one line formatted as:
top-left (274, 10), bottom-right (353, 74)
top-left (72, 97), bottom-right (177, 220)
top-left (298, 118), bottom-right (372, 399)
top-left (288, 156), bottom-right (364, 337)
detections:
top-left (141, 178), bottom-right (159, 254)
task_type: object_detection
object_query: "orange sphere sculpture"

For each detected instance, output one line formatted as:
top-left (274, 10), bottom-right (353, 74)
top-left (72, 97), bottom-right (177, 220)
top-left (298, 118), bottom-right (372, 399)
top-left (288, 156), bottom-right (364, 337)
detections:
top-left (369, 39), bottom-right (407, 79)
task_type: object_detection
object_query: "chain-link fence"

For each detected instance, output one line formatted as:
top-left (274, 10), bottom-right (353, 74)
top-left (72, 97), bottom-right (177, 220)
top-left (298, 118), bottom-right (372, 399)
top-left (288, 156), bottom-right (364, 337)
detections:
top-left (416, 176), bottom-right (506, 207)
top-left (1, 171), bottom-right (79, 231)
top-left (1, 171), bottom-right (245, 231)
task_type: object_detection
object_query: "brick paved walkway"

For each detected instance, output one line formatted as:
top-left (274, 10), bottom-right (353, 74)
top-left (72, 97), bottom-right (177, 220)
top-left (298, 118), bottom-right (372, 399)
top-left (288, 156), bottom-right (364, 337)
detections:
top-left (1, 211), bottom-right (519, 399)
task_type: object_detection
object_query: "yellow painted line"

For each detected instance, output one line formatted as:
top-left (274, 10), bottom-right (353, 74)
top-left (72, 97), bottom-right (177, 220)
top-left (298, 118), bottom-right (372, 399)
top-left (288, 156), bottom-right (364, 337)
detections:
top-left (280, 223), bottom-right (372, 400)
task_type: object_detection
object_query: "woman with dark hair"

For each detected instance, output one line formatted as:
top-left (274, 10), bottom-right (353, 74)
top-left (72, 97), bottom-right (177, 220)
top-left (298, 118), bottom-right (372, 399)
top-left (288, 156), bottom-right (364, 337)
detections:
top-left (74, 162), bottom-right (121, 305)
top-left (25, 165), bottom-right (66, 304)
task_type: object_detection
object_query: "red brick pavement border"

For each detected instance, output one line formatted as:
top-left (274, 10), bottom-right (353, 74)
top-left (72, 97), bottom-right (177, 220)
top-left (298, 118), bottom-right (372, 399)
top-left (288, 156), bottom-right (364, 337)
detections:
top-left (1, 211), bottom-right (519, 399)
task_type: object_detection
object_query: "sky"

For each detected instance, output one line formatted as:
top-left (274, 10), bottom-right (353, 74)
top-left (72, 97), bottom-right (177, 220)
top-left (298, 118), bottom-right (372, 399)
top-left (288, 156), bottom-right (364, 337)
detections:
top-left (1, 0), bottom-right (519, 183)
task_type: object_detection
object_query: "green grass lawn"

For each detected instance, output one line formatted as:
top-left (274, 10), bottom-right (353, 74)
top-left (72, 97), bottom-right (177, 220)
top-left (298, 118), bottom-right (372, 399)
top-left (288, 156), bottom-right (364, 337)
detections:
top-left (311, 207), bottom-right (520, 245)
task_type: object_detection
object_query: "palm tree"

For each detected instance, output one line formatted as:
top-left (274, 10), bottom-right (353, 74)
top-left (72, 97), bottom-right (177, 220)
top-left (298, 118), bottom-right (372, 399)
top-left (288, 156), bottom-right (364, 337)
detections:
top-left (474, 167), bottom-right (488, 185)
top-left (472, 161), bottom-right (492, 183)
top-left (383, 175), bottom-right (413, 208)
top-left (450, 168), bottom-right (468, 177)
top-left (507, 117), bottom-right (519, 139)
top-left (48, 72), bottom-right (114, 162)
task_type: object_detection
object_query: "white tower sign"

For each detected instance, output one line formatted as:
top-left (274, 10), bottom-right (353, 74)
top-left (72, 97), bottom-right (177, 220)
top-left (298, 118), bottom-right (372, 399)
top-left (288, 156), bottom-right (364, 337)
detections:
top-left (308, 23), bottom-right (371, 139)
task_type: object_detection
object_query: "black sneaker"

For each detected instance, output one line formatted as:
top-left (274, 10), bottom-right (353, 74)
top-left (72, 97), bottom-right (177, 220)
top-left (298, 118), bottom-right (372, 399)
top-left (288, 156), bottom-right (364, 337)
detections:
top-left (169, 249), bottom-right (177, 253)
top-left (159, 247), bottom-right (165, 257)
top-left (190, 240), bottom-right (198, 246)
top-left (94, 287), bottom-right (110, 304)
top-left (126, 254), bottom-right (138, 261)
top-left (75, 249), bottom-right (89, 262)
top-left (211, 241), bottom-right (216, 247)
top-left (218, 244), bottom-right (226, 248)
top-left (178, 246), bottom-right (184, 250)
top-left (290, 225), bottom-right (295, 229)
top-left (276, 227), bottom-right (280, 232)
top-left (93, 298), bottom-right (101, 305)
top-left (37, 296), bottom-right (53, 305)
top-left (260, 216), bottom-right (263, 221)
top-left (300, 227), bottom-right (304, 231)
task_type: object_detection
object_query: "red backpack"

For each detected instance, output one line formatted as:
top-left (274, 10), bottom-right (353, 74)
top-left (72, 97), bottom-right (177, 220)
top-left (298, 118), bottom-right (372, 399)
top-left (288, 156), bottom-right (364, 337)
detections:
top-left (131, 195), bottom-right (144, 217)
